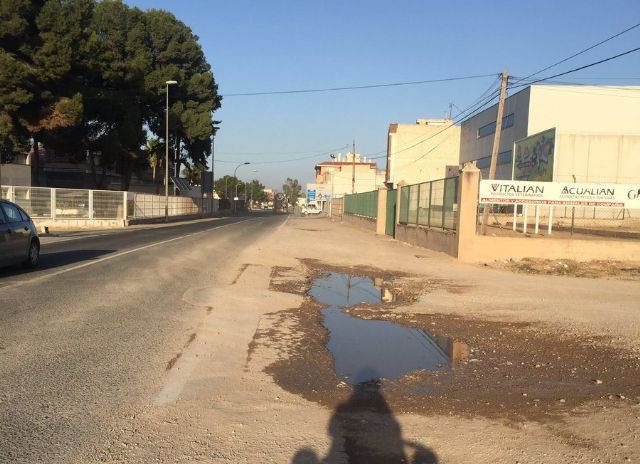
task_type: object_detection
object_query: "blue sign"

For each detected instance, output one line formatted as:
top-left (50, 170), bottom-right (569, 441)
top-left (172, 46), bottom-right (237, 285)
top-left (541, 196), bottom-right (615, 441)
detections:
top-left (307, 190), bottom-right (316, 201)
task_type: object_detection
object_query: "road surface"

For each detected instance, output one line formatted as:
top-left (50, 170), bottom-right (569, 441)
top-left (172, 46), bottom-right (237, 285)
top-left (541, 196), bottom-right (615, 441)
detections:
top-left (0, 214), bottom-right (285, 463)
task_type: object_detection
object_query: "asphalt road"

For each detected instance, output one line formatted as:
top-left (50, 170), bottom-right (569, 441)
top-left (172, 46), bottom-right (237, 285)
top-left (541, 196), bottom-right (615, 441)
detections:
top-left (0, 213), bottom-right (286, 463)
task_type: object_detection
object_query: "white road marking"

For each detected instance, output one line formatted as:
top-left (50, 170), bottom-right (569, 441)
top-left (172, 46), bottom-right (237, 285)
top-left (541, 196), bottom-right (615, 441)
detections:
top-left (2, 218), bottom-right (260, 289)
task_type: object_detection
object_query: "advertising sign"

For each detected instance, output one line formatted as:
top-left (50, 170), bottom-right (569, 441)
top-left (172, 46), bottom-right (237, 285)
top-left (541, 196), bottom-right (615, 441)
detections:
top-left (513, 128), bottom-right (555, 182)
top-left (306, 183), bottom-right (333, 201)
top-left (480, 180), bottom-right (640, 208)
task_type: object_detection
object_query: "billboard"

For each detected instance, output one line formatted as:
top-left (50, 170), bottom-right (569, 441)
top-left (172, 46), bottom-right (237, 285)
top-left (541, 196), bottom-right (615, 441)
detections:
top-left (479, 180), bottom-right (640, 208)
top-left (513, 128), bottom-right (555, 182)
top-left (306, 183), bottom-right (332, 202)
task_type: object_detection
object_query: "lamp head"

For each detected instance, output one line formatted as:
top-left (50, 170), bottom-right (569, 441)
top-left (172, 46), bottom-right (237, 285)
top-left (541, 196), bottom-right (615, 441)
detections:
top-left (166, 80), bottom-right (178, 85)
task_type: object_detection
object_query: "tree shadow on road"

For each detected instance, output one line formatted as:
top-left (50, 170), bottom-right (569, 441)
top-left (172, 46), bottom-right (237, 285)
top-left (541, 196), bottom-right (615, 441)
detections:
top-left (292, 368), bottom-right (438, 464)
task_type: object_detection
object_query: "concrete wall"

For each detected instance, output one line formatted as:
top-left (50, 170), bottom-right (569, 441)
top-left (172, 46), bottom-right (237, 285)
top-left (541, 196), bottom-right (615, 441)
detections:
top-left (387, 119), bottom-right (461, 187)
top-left (456, 165), bottom-right (640, 263)
top-left (555, 133), bottom-right (640, 184)
top-left (341, 213), bottom-right (376, 232)
top-left (33, 218), bottom-right (126, 231)
top-left (394, 224), bottom-right (457, 256)
top-left (1, 164), bottom-right (31, 186)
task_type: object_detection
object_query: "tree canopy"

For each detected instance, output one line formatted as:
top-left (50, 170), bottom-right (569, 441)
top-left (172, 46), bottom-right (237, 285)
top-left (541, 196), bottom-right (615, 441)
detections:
top-left (0, 0), bottom-right (221, 189)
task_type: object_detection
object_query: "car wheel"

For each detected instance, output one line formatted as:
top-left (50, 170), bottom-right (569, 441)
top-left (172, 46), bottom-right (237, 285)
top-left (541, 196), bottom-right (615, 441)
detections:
top-left (23, 239), bottom-right (40, 268)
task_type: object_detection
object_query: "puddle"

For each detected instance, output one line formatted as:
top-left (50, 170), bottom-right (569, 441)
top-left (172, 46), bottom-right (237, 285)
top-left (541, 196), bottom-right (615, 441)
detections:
top-left (309, 272), bottom-right (468, 384)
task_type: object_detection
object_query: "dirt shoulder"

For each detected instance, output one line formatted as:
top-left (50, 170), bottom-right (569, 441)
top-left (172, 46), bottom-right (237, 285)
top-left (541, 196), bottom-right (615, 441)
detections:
top-left (109, 215), bottom-right (640, 464)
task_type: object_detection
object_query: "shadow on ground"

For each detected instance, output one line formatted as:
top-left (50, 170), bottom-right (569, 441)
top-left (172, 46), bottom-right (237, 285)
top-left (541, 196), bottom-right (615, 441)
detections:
top-left (0, 249), bottom-right (115, 278)
top-left (291, 368), bottom-right (438, 464)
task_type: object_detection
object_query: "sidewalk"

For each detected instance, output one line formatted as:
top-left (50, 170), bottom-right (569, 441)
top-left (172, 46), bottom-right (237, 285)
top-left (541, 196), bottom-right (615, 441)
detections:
top-left (110, 214), bottom-right (640, 463)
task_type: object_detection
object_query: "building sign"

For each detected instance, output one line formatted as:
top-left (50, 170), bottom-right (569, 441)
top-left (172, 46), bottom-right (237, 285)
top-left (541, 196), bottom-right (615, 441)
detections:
top-left (480, 180), bottom-right (640, 208)
top-left (513, 128), bottom-right (555, 182)
top-left (306, 183), bottom-right (333, 202)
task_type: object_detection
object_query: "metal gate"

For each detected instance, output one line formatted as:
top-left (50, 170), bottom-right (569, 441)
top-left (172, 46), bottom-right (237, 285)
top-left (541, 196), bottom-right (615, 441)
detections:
top-left (385, 189), bottom-right (397, 236)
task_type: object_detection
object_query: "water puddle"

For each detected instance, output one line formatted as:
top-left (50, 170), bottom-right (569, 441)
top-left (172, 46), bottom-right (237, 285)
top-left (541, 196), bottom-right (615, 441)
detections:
top-left (309, 272), bottom-right (468, 384)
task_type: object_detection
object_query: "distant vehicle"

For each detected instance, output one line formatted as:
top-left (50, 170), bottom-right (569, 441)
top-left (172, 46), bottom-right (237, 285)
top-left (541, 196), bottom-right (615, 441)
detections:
top-left (274, 193), bottom-right (289, 214)
top-left (301, 204), bottom-right (322, 216)
top-left (0, 199), bottom-right (40, 268)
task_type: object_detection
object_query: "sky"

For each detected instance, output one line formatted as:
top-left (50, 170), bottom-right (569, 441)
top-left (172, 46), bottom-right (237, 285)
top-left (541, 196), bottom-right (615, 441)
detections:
top-left (125, 0), bottom-right (640, 190)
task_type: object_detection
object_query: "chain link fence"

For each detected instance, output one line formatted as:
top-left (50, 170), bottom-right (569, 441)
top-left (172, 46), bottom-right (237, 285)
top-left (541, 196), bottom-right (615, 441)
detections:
top-left (399, 177), bottom-right (458, 230)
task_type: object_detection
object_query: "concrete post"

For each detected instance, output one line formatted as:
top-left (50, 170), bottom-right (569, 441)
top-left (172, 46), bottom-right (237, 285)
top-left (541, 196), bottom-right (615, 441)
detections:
top-left (123, 191), bottom-right (128, 223)
top-left (51, 188), bottom-right (56, 220)
top-left (375, 187), bottom-right (388, 235)
top-left (456, 164), bottom-right (480, 261)
top-left (396, 181), bottom-right (406, 227)
top-left (88, 190), bottom-right (94, 220)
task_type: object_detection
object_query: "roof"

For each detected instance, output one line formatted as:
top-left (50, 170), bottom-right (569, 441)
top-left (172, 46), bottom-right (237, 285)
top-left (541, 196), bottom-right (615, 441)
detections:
top-left (315, 161), bottom-right (377, 168)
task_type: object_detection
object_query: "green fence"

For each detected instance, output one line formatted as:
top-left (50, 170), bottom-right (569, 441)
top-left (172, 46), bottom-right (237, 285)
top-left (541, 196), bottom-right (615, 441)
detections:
top-left (399, 177), bottom-right (458, 230)
top-left (344, 190), bottom-right (378, 219)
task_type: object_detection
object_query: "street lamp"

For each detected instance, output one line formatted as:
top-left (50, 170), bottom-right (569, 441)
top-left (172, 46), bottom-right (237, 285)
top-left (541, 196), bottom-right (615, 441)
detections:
top-left (233, 162), bottom-right (250, 214)
top-left (164, 80), bottom-right (178, 222)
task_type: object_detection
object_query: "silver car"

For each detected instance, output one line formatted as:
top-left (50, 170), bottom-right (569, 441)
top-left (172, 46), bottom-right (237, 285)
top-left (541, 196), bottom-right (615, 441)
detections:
top-left (0, 199), bottom-right (40, 268)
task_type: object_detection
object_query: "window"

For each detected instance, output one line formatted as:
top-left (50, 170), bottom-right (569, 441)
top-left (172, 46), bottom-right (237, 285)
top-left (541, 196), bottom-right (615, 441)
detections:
top-left (18, 208), bottom-right (30, 222)
top-left (1, 203), bottom-right (22, 223)
top-left (477, 113), bottom-right (515, 139)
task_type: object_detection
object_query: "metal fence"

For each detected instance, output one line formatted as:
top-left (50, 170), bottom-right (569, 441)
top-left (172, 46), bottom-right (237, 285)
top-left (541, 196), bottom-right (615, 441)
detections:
top-left (399, 177), bottom-right (458, 230)
top-left (344, 190), bottom-right (378, 219)
top-left (1, 185), bottom-right (125, 219)
top-left (1, 185), bottom-right (219, 221)
top-left (479, 204), bottom-right (640, 236)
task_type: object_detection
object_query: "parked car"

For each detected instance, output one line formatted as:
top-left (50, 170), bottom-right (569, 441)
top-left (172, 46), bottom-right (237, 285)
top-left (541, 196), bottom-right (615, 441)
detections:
top-left (0, 199), bottom-right (40, 268)
top-left (301, 204), bottom-right (322, 216)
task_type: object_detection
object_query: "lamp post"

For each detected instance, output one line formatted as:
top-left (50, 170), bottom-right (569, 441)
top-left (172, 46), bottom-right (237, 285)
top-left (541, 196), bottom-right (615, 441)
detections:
top-left (233, 162), bottom-right (250, 214)
top-left (164, 80), bottom-right (178, 222)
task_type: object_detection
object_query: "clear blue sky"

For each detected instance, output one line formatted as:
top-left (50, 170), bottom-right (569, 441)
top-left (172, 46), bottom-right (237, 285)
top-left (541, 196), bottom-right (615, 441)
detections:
top-left (125, 0), bottom-right (640, 190)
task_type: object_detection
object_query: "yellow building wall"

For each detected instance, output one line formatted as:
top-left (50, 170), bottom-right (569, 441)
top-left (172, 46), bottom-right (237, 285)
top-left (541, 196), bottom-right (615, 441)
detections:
top-left (388, 120), bottom-right (461, 186)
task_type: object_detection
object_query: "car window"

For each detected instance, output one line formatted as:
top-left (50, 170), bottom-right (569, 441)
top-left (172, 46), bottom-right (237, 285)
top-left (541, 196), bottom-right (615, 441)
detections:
top-left (18, 207), bottom-right (30, 222)
top-left (0, 206), bottom-right (6, 224)
top-left (1, 203), bottom-right (23, 223)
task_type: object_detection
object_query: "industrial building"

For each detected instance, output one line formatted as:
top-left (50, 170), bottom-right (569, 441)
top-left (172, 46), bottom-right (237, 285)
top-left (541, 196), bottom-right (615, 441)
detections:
top-left (459, 85), bottom-right (640, 184)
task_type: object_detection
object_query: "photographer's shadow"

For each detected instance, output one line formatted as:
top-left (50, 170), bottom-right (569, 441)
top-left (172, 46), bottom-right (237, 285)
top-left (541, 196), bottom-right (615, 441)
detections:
top-left (292, 368), bottom-right (438, 463)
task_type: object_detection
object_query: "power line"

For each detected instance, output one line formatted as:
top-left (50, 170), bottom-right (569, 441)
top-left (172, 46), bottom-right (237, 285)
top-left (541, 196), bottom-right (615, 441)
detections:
top-left (509, 46), bottom-right (640, 90)
top-left (510, 21), bottom-right (640, 87)
top-left (214, 144), bottom-right (349, 165)
top-left (363, 78), bottom-right (502, 161)
top-left (221, 73), bottom-right (497, 97)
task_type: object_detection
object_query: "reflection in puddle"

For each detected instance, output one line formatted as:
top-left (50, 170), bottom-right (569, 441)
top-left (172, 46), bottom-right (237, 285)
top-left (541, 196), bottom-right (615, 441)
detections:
top-left (309, 272), bottom-right (468, 384)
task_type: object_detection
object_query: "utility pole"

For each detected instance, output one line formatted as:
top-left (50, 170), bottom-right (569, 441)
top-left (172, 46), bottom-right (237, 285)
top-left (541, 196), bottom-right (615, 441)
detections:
top-left (351, 139), bottom-right (356, 194)
top-left (481, 71), bottom-right (509, 235)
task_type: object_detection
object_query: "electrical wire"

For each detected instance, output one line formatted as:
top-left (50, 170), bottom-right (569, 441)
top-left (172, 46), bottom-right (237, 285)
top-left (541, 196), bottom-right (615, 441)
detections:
top-left (214, 144), bottom-right (349, 165)
top-left (221, 73), bottom-right (497, 97)
top-left (509, 46), bottom-right (640, 91)
top-left (510, 21), bottom-right (640, 87)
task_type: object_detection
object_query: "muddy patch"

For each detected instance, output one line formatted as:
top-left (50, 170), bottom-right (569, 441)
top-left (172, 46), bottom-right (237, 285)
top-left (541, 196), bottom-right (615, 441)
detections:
top-left (489, 258), bottom-right (640, 280)
top-left (252, 262), bottom-right (640, 423)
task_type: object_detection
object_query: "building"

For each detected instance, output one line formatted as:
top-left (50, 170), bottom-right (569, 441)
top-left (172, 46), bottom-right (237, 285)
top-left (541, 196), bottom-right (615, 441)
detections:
top-left (459, 85), bottom-right (640, 183)
top-left (386, 118), bottom-right (461, 188)
top-left (314, 152), bottom-right (385, 196)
